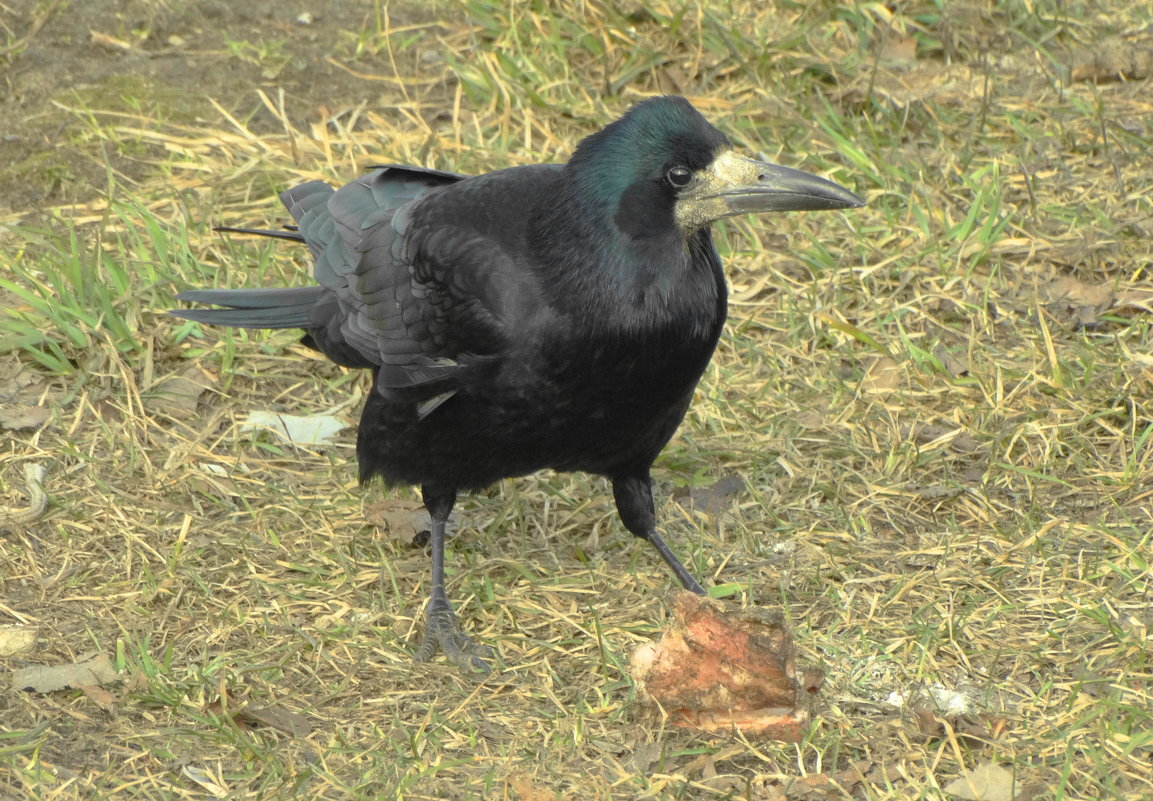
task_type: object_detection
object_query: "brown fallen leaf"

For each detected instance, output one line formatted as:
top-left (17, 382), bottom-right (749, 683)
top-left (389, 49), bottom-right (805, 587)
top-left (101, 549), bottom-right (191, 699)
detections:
top-left (12, 653), bottom-right (119, 693)
top-left (912, 705), bottom-right (1000, 743)
top-left (631, 592), bottom-right (808, 740)
top-left (1040, 274), bottom-right (1112, 309)
top-left (123, 670), bottom-right (150, 694)
top-left (238, 704), bottom-right (314, 737)
top-left (838, 63), bottom-right (987, 109)
top-left (365, 498), bottom-right (458, 546)
top-left (801, 668), bottom-right (825, 694)
top-left (835, 760), bottom-right (874, 794)
top-left (787, 773), bottom-right (845, 801)
top-left (1070, 36), bottom-right (1153, 82)
top-left (913, 704), bottom-right (947, 737)
top-left (0, 354), bottom-right (45, 402)
top-left (0, 624), bottom-right (37, 657)
top-left (506, 774), bottom-right (552, 801)
top-left (181, 765), bottom-right (229, 798)
top-left (672, 473), bottom-right (745, 516)
top-left (944, 762), bottom-right (1017, 801)
top-left (145, 366), bottom-right (214, 418)
top-left (625, 740), bottom-right (663, 775)
top-left (77, 683), bottom-right (118, 711)
top-left (876, 26), bottom-right (917, 65)
top-left (860, 356), bottom-right (904, 393)
top-left (0, 402), bottom-right (49, 430)
top-left (1036, 273), bottom-right (1153, 327)
top-left (90, 29), bottom-right (134, 51)
top-left (205, 688), bottom-right (314, 737)
top-left (934, 347), bottom-right (970, 378)
top-left (903, 422), bottom-right (981, 454)
top-left (1, 462), bottom-right (49, 529)
top-left (1112, 287), bottom-right (1153, 315)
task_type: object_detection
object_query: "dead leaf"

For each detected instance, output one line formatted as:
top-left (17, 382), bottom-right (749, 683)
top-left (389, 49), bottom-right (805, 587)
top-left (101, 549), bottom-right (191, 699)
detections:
top-left (238, 705), bottom-right (314, 737)
top-left (364, 498), bottom-right (457, 546)
top-left (506, 774), bottom-right (552, 801)
top-left (0, 624), bottom-right (37, 657)
top-left (146, 367), bottom-right (214, 418)
top-left (786, 773), bottom-right (841, 801)
top-left (935, 347), bottom-right (970, 378)
top-left (1040, 274), bottom-right (1112, 308)
top-left (204, 689), bottom-right (258, 731)
top-left (838, 63), bottom-right (987, 109)
top-left (903, 422), bottom-right (981, 453)
top-left (795, 410), bottom-right (826, 429)
top-left (182, 765), bottom-right (229, 798)
top-left (1122, 213), bottom-right (1153, 239)
top-left (944, 762), bottom-right (1017, 801)
top-left (1070, 36), bottom-right (1153, 82)
top-left (877, 27), bottom-right (917, 64)
top-left (1014, 784), bottom-right (1049, 801)
top-left (911, 704), bottom-right (998, 744)
top-left (672, 473), bottom-right (745, 515)
top-left (123, 671), bottom-right (149, 694)
top-left (0, 403), bottom-right (49, 430)
top-left (90, 29), bottom-right (134, 51)
top-left (1036, 273), bottom-right (1153, 326)
top-left (801, 668), bottom-right (825, 694)
top-left (625, 740), bottom-right (662, 775)
top-left (241, 410), bottom-right (349, 445)
top-left (77, 683), bottom-right (118, 710)
top-left (1, 462), bottom-right (48, 528)
top-left (12, 653), bottom-right (119, 693)
top-left (0, 354), bottom-right (45, 402)
top-left (834, 760), bottom-right (874, 794)
top-left (1112, 287), bottom-right (1153, 314)
top-left (913, 704), bottom-right (946, 737)
top-left (865, 762), bottom-right (905, 788)
top-left (860, 356), bottom-right (904, 393)
top-left (913, 485), bottom-right (966, 500)
top-left (91, 397), bottom-right (125, 423)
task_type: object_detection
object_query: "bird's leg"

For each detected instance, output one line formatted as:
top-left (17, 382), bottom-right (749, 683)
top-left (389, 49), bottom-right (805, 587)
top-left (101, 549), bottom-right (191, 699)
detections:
top-left (612, 474), bottom-right (707, 595)
top-left (414, 485), bottom-right (493, 673)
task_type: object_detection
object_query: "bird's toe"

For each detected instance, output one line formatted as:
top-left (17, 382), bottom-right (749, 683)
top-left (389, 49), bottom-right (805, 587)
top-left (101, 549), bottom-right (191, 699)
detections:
top-left (416, 598), bottom-right (493, 674)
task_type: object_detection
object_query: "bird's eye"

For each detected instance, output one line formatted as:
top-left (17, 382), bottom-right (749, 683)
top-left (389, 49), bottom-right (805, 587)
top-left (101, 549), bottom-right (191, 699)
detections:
top-left (666, 166), bottom-right (693, 188)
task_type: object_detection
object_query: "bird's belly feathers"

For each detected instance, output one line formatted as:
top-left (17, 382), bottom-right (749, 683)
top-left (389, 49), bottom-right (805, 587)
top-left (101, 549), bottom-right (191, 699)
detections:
top-left (356, 324), bottom-right (719, 489)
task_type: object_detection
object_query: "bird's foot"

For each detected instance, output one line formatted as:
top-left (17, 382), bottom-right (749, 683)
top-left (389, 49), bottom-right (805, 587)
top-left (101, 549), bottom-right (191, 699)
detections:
top-left (415, 595), bottom-right (493, 674)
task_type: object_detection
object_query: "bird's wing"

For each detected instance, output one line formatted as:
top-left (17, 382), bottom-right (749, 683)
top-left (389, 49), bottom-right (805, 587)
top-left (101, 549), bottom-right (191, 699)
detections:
top-left (291, 166), bottom-right (519, 416)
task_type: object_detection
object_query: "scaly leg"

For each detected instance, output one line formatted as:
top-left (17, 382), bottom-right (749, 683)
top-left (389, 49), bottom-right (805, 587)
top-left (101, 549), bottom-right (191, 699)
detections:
top-left (613, 474), bottom-right (707, 595)
top-left (413, 485), bottom-right (493, 673)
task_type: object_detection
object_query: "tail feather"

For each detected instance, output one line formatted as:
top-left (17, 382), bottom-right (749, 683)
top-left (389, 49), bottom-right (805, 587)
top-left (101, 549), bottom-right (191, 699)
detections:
top-left (213, 225), bottom-right (305, 243)
top-left (170, 286), bottom-right (324, 329)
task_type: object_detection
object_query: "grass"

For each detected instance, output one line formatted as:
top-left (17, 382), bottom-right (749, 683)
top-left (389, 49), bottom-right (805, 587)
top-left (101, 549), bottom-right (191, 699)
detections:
top-left (2, 0), bottom-right (1152, 799)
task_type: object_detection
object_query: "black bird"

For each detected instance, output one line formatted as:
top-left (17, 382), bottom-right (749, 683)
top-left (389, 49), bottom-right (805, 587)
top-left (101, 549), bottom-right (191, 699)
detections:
top-left (171, 96), bottom-right (862, 672)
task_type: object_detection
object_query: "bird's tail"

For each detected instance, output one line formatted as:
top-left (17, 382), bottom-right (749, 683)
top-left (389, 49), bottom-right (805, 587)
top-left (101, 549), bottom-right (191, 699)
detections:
top-left (170, 286), bottom-right (324, 329)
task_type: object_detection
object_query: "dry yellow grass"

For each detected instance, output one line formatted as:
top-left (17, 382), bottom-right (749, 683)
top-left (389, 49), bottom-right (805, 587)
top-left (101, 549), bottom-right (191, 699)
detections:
top-left (2, 2), bottom-right (1152, 799)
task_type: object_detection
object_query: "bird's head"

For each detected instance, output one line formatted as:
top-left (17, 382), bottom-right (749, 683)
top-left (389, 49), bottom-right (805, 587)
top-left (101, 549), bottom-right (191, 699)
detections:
top-left (565, 96), bottom-right (863, 238)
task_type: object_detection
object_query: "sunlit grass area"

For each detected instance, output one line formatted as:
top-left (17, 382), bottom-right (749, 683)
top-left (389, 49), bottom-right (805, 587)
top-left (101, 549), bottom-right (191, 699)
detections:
top-left (2, 1), bottom-right (1151, 799)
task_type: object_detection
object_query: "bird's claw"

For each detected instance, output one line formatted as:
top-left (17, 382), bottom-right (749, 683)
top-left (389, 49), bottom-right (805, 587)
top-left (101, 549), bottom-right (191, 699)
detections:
top-left (416, 597), bottom-right (493, 674)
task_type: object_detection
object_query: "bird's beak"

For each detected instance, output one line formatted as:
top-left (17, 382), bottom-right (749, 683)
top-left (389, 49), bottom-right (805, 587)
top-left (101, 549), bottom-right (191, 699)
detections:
top-left (720, 159), bottom-right (865, 214)
top-left (675, 150), bottom-right (864, 231)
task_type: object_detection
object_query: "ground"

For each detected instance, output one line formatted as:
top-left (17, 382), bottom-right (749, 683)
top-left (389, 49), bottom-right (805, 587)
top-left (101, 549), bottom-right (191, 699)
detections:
top-left (1, 1), bottom-right (1152, 800)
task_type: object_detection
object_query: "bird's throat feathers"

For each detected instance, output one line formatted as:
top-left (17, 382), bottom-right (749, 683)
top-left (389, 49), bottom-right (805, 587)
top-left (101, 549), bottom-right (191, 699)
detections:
top-left (531, 195), bottom-right (724, 341)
